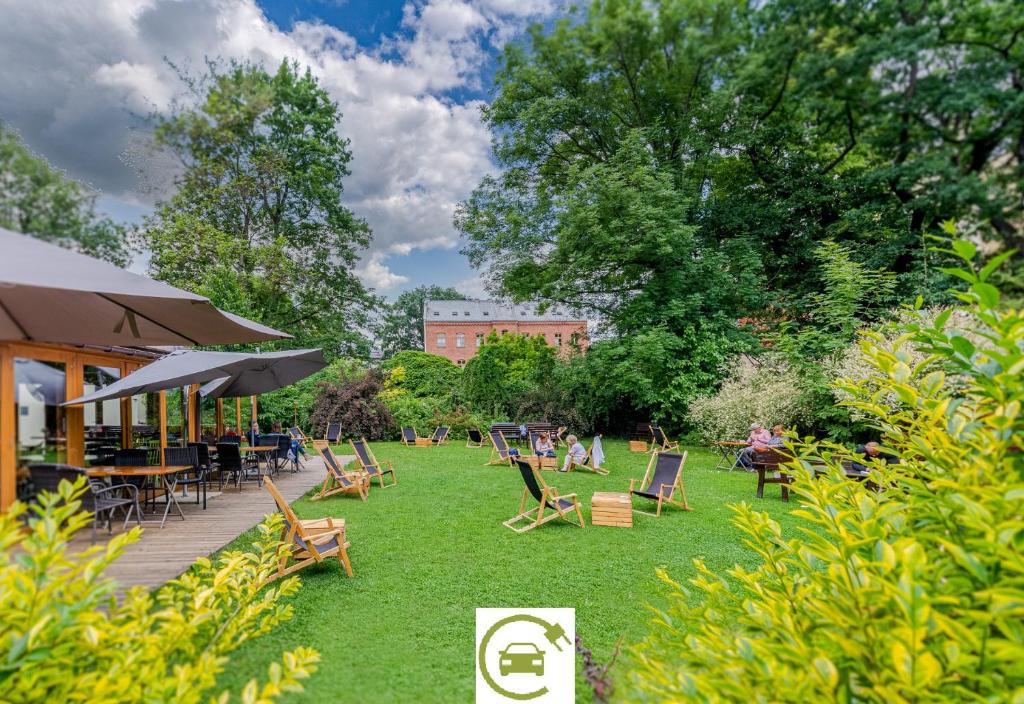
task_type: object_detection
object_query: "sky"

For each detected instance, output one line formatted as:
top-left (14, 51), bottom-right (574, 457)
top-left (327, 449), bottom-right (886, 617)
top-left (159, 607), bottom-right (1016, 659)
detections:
top-left (0, 0), bottom-right (564, 298)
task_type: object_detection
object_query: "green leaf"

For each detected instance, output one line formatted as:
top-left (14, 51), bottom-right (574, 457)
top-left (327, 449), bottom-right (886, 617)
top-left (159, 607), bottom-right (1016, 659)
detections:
top-left (971, 282), bottom-right (1000, 309)
top-left (952, 239), bottom-right (977, 262)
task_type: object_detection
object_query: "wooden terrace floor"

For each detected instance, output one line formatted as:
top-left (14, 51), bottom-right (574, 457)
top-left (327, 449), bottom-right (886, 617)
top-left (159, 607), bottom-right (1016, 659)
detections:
top-left (70, 454), bottom-right (347, 592)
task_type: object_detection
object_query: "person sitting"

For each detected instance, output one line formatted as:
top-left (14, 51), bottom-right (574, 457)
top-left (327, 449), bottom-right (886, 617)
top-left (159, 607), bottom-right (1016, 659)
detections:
top-left (534, 432), bottom-right (556, 458)
top-left (561, 434), bottom-right (587, 472)
top-left (851, 441), bottom-right (898, 472)
top-left (767, 425), bottom-right (787, 449)
top-left (738, 422), bottom-right (773, 469)
top-left (271, 422), bottom-right (283, 434)
top-left (246, 421), bottom-right (260, 446)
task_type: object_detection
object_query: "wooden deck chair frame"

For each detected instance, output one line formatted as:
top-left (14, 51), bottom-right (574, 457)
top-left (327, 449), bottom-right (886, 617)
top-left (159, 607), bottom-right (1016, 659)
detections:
top-left (504, 460), bottom-right (585, 533)
top-left (349, 437), bottom-right (398, 488)
top-left (263, 477), bottom-right (353, 580)
top-left (629, 451), bottom-right (691, 516)
top-left (649, 424), bottom-right (680, 453)
top-left (567, 437), bottom-right (610, 475)
top-left (485, 430), bottom-right (515, 466)
top-left (554, 426), bottom-right (568, 447)
top-left (311, 440), bottom-right (368, 501)
top-left (466, 427), bottom-right (486, 448)
top-left (431, 426), bottom-right (450, 445)
top-left (290, 426), bottom-right (312, 449)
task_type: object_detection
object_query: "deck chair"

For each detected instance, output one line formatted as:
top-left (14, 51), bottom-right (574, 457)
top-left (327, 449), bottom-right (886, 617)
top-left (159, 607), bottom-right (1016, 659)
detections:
top-left (649, 424), bottom-right (680, 453)
top-left (504, 460), bottom-right (585, 533)
top-left (431, 426), bottom-right (450, 445)
top-left (466, 428), bottom-right (486, 448)
top-left (568, 435), bottom-right (610, 475)
top-left (554, 426), bottom-right (568, 447)
top-left (486, 430), bottom-right (516, 466)
top-left (629, 451), bottom-right (691, 516)
top-left (311, 440), bottom-right (368, 501)
top-left (263, 477), bottom-right (353, 580)
top-left (350, 438), bottom-right (397, 488)
top-left (401, 426), bottom-right (429, 446)
top-left (290, 426), bottom-right (312, 449)
top-left (325, 422), bottom-right (342, 443)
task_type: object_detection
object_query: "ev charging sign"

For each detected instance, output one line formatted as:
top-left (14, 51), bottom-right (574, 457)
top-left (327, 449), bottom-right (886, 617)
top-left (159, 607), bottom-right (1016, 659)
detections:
top-left (476, 608), bottom-right (575, 703)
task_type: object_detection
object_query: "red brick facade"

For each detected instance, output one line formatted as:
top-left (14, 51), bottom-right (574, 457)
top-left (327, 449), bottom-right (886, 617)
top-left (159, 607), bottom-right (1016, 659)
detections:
top-left (423, 319), bottom-right (588, 366)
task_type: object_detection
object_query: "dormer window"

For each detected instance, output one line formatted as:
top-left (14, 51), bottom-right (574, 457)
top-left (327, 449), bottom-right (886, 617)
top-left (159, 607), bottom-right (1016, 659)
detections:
top-left (432, 311), bottom-right (439, 316)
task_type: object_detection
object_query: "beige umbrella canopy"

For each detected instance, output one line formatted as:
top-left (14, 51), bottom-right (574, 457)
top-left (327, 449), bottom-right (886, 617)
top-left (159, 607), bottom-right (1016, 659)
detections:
top-left (0, 227), bottom-right (289, 346)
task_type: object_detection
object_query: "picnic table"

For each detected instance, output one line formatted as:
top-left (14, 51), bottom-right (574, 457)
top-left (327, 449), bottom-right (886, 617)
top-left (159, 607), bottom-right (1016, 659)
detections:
top-left (86, 464), bottom-right (192, 528)
top-left (712, 440), bottom-right (747, 470)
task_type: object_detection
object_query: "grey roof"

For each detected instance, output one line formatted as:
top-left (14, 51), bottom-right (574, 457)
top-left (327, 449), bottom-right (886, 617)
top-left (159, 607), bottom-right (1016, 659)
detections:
top-left (423, 299), bottom-right (585, 323)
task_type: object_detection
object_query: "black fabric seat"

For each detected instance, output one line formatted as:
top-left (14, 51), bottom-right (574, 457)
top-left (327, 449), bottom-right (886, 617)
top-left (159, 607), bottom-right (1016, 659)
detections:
top-left (165, 445), bottom-right (206, 509)
top-left (216, 442), bottom-right (245, 489)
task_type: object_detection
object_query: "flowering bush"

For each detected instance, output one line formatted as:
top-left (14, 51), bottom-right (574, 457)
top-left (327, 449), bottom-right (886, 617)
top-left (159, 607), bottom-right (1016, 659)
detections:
top-left (685, 356), bottom-right (812, 442)
top-left (0, 478), bottom-right (318, 703)
top-left (310, 368), bottom-right (396, 440)
top-left (630, 240), bottom-right (1024, 701)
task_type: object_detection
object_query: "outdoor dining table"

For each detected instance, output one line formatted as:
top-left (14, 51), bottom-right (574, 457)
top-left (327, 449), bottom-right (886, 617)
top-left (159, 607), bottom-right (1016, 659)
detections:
top-left (86, 465), bottom-right (192, 529)
top-left (240, 445), bottom-right (279, 485)
top-left (712, 440), bottom-right (748, 470)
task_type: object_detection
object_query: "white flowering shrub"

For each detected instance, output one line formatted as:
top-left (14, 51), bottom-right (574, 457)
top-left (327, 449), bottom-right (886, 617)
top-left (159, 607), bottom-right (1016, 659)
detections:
top-left (686, 357), bottom-right (811, 442)
top-left (832, 307), bottom-right (979, 415)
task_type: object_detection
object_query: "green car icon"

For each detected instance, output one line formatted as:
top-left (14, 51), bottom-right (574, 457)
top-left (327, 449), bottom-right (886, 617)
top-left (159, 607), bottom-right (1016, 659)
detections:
top-left (499, 642), bottom-right (545, 676)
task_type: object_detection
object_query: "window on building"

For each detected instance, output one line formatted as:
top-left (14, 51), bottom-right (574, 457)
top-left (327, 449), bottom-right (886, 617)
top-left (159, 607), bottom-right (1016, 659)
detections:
top-left (452, 312), bottom-right (458, 316)
top-left (570, 333), bottom-right (580, 346)
top-left (432, 311), bottom-right (439, 316)
top-left (501, 329), bottom-right (508, 335)
top-left (457, 359), bottom-right (465, 366)
top-left (554, 333), bottom-right (562, 347)
top-left (456, 333), bottom-right (465, 348)
top-left (475, 333), bottom-right (483, 347)
top-left (464, 310), bottom-right (470, 316)
top-left (483, 311), bottom-right (489, 316)
top-left (83, 364), bottom-right (121, 466)
top-left (436, 333), bottom-right (446, 348)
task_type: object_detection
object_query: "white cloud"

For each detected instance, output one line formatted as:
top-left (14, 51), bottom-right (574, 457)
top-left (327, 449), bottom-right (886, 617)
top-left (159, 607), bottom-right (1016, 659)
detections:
top-left (0, 0), bottom-right (561, 286)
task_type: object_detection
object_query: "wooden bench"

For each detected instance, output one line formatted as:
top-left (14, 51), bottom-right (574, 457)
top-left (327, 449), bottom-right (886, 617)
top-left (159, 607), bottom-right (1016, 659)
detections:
top-left (752, 448), bottom-right (794, 501)
top-left (490, 423), bottom-right (521, 445)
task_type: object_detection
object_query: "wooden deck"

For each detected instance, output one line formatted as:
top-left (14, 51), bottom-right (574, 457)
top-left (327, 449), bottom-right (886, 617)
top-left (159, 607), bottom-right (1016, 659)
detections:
top-left (70, 455), bottom-right (346, 592)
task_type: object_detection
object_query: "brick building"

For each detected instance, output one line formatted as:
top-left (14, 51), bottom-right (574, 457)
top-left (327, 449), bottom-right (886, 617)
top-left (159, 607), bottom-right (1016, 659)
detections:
top-left (423, 300), bottom-right (588, 366)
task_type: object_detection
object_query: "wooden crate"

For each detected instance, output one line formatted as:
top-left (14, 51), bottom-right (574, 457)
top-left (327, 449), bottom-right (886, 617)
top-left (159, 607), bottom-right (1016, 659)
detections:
top-left (629, 440), bottom-right (648, 452)
top-left (524, 455), bottom-right (558, 471)
top-left (591, 492), bottom-right (633, 527)
top-left (414, 438), bottom-right (433, 447)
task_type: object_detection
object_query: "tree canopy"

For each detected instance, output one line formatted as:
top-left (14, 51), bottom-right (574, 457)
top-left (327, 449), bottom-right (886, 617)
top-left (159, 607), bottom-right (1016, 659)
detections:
top-left (0, 122), bottom-right (130, 266)
top-left (142, 59), bottom-right (372, 355)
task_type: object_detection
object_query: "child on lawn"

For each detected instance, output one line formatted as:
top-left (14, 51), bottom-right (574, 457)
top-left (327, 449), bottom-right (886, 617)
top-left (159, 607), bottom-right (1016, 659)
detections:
top-left (562, 434), bottom-right (587, 472)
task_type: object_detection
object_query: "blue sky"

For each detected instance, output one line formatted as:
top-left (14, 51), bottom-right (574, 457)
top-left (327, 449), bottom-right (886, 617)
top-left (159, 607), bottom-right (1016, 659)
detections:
top-left (0, 0), bottom-right (561, 299)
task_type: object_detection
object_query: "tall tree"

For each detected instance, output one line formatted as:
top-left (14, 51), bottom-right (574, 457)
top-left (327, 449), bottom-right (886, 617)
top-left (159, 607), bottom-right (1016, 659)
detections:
top-left (376, 285), bottom-right (467, 357)
top-left (142, 60), bottom-right (372, 355)
top-left (0, 122), bottom-right (130, 266)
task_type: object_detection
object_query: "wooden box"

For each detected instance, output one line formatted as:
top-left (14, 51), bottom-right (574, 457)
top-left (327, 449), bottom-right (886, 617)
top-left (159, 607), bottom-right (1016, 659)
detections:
top-left (415, 438), bottom-right (433, 447)
top-left (524, 455), bottom-right (558, 471)
top-left (629, 440), bottom-right (648, 453)
top-left (591, 492), bottom-right (633, 527)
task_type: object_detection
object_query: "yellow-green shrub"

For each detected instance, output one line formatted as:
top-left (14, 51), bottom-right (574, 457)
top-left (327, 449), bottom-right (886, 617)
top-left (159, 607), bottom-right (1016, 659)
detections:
top-left (0, 479), bottom-right (318, 703)
top-left (629, 237), bottom-right (1024, 702)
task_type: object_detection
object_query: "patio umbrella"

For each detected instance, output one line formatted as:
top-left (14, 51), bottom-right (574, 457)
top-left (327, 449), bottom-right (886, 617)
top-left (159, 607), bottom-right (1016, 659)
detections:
top-left (62, 348), bottom-right (326, 406)
top-left (197, 349), bottom-right (327, 398)
top-left (0, 227), bottom-right (289, 346)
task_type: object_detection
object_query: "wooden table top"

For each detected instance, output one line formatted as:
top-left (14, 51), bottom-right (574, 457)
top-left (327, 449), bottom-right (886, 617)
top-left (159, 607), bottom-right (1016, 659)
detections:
top-left (240, 445), bottom-right (278, 452)
top-left (714, 440), bottom-right (748, 447)
top-left (86, 465), bottom-right (192, 477)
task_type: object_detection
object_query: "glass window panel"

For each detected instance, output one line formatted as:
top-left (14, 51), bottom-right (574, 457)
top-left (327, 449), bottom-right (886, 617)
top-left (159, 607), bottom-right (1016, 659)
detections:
top-left (131, 391), bottom-right (161, 458)
top-left (83, 365), bottom-right (121, 467)
top-left (14, 358), bottom-right (66, 500)
top-left (165, 387), bottom-right (186, 448)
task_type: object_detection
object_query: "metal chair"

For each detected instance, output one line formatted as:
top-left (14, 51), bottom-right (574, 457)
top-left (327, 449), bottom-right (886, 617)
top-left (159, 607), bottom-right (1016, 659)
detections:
top-left (28, 463), bottom-right (140, 543)
top-left (165, 446), bottom-right (206, 509)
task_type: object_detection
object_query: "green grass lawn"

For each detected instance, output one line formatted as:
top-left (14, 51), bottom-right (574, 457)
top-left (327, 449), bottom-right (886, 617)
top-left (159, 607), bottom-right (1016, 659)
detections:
top-left (215, 439), bottom-right (800, 702)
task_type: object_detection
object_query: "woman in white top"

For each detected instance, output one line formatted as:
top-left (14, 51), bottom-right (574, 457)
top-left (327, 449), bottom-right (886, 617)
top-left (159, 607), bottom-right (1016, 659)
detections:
top-left (562, 434), bottom-right (587, 472)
